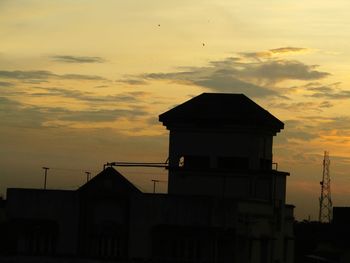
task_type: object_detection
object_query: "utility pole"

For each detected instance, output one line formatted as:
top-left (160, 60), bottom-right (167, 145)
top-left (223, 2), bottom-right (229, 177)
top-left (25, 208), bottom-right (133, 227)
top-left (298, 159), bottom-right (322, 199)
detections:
top-left (85, 171), bottom-right (91, 183)
top-left (151, 179), bottom-right (159, 194)
top-left (42, 167), bottom-right (49, 190)
top-left (319, 151), bottom-right (332, 223)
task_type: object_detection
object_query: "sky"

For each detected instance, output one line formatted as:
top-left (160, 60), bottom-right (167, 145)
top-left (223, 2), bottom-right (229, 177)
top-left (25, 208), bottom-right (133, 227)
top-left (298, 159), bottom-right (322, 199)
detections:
top-left (1, 0), bottom-right (350, 220)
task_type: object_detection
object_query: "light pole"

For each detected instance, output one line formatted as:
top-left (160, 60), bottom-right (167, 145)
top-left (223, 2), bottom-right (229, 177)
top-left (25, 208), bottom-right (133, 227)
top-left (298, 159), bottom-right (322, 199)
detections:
top-left (42, 167), bottom-right (49, 189)
top-left (85, 171), bottom-right (91, 183)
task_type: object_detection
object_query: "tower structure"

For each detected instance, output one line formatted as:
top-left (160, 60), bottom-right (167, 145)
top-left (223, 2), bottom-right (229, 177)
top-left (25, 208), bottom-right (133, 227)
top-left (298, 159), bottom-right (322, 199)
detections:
top-left (319, 151), bottom-right (332, 223)
top-left (159, 93), bottom-right (287, 199)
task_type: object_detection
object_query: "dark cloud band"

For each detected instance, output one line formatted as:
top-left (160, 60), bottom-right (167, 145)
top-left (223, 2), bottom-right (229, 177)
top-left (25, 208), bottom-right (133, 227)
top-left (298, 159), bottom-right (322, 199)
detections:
top-left (0, 70), bottom-right (106, 82)
top-left (51, 55), bottom-right (105, 63)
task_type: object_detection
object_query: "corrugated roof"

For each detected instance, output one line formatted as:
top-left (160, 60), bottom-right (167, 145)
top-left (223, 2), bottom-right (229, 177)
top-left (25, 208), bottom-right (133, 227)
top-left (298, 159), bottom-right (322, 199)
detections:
top-left (159, 93), bottom-right (284, 133)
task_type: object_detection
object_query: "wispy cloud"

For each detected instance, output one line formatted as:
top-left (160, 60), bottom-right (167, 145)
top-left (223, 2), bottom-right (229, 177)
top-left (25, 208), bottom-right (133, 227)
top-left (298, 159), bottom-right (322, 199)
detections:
top-left (318, 116), bottom-right (350, 131)
top-left (0, 70), bottom-right (55, 80)
top-left (310, 90), bottom-right (350, 99)
top-left (117, 79), bottom-right (149, 85)
top-left (276, 115), bottom-right (350, 146)
top-left (0, 97), bottom-right (47, 128)
top-left (58, 108), bottom-right (147, 122)
top-left (277, 119), bottom-right (319, 143)
top-left (0, 81), bottom-right (14, 87)
top-left (51, 55), bottom-right (106, 63)
top-left (0, 96), bottom-right (148, 129)
top-left (60, 74), bottom-right (106, 81)
top-left (302, 82), bottom-right (350, 100)
top-left (241, 47), bottom-right (309, 60)
top-left (0, 70), bottom-right (106, 83)
top-left (270, 47), bottom-right (308, 54)
top-left (30, 87), bottom-right (150, 104)
top-left (142, 68), bottom-right (278, 98)
top-left (268, 101), bottom-right (323, 112)
top-left (121, 48), bottom-right (329, 98)
top-left (239, 60), bottom-right (329, 83)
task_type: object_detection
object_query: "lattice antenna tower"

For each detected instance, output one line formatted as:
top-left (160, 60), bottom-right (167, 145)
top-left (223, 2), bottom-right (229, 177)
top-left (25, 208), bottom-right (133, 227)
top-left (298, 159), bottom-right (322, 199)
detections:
top-left (318, 151), bottom-right (332, 223)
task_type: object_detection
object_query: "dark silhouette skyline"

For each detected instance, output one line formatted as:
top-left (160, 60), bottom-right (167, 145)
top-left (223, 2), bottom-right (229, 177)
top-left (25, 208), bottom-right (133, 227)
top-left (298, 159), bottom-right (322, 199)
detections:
top-left (0, 93), bottom-right (295, 262)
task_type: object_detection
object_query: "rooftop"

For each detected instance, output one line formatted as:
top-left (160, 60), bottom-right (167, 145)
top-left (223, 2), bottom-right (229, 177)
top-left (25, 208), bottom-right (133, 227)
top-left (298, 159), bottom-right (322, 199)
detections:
top-left (159, 93), bottom-right (284, 133)
top-left (78, 167), bottom-right (142, 194)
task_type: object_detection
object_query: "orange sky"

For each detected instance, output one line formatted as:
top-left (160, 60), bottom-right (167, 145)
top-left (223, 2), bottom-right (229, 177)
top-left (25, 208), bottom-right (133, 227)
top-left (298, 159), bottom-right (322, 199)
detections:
top-left (1, 0), bottom-right (350, 220)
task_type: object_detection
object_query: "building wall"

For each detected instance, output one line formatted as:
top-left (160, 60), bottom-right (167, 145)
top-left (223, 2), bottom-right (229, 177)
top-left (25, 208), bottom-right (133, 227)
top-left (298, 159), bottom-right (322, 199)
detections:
top-left (129, 194), bottom-right (239, 260)
top-left (167, 169), bottom-right (279, 201)
top-left (76, 193), bottom-right (130, 259)
top-left (168, 129), bottom-right (274, 170)
top-left (127, 194), bottom-right (294, 263)
top-left (168, 129), bottom-right (276, 197)
top-left (6, 189), bottom-right (79, 256)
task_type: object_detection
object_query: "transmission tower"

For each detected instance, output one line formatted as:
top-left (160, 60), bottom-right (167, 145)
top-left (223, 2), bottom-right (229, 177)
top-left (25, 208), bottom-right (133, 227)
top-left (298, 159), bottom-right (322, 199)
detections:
top-left (318, 151), bottom-right (332, 223)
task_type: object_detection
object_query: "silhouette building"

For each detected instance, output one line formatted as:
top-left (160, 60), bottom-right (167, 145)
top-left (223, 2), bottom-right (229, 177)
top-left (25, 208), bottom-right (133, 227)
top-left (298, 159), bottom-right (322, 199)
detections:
top-left (2, 93), bottom-right (294, 262)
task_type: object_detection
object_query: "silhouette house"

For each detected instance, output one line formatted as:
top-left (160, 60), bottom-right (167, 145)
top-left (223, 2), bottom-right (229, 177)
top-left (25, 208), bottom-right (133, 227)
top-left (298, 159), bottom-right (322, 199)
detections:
top-left (3, 93), bottom-right (294, 263)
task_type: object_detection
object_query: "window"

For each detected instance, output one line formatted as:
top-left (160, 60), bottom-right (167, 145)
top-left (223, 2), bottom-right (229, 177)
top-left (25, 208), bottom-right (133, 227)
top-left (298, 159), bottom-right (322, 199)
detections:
top-left (178, 155), bottom-right (210, 169)
top-left (217, 156), bottom-right (249, 170)
top-left (178, 156), bottom-right (185, 167)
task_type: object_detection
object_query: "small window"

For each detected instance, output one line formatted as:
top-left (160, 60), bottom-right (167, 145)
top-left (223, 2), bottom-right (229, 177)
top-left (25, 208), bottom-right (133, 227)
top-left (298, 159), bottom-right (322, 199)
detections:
top-left (179, 155), bottom-right (210, 169)
top-left (217, 156), bottom-right (249, 170)
top-left (178, 156), bottom-right (185, 167)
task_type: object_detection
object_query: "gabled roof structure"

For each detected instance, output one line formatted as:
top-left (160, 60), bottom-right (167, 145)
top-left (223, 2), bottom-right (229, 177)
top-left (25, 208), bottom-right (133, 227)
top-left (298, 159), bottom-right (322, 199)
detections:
top-left (159, 93), bottom-right (284, 133)
top-left (78, 167), bottom-right (141, 194)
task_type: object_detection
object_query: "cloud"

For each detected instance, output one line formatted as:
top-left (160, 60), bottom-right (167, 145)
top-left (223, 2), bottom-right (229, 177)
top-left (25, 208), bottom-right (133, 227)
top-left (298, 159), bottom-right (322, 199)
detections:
top-left (30, 87), bottom-right (150, 104)
top-left (279, 119), bottom-right (319, 142)
top-left (319, 101), bottom-right (333, 108)
top-left (143, 67), bottom-right (278, 97)
top-left (319, 116), bottom-right (350, 131)
top-left (310, 90), bottom-right (350, 99)
top-left (58, 108), bottom-right (147, 122)
top-left (122, 48), bottom-right (329, 98)
top-left (51, 55), bottom-right (105, 63)
top-left (269, 101), bottom-right (320, 112)
top-left (0, 70), bottom-right (55, 80)
top-left (276, 115), bottom-right (350, 145)
top-left (269, 47), bottom-right (308, 54)
top-left (241, 47), bottom-right (309, 60)
top-left (0, 97), bottom-right (47, 128)
top-left (0, 96), bottom-right (148, 129)
top-left (0, 81), bottom-right (14, 87)
top-left (304, 82), bottom-right (350, 100)
top-left (0, 70), bottom-right (106, 82)
top-left (0, 96), bottom-right (20, 108)
top-left (117, 79), bottom-right (149, 85)
top-left (193, 74), bottom-right (277, 97)
top-left (60, 74), bottom-right (105, 80)
top-left (240, 60), bottom-right (330, 83)
top-left (269, 100), bottom-right (334, 112)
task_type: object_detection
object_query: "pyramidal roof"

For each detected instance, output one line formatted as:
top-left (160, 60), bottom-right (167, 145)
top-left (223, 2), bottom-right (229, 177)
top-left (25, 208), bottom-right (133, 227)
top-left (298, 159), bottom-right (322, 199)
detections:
top-left (159, 93), bottom-right (284, 133)
top-left (78, 167), bottom-right (141, 194)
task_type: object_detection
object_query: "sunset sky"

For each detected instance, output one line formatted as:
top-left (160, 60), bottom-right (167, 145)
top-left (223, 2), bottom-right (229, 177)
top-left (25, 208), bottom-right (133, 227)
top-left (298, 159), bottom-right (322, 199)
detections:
top-left (1, 0), bottom-right (350, 220)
